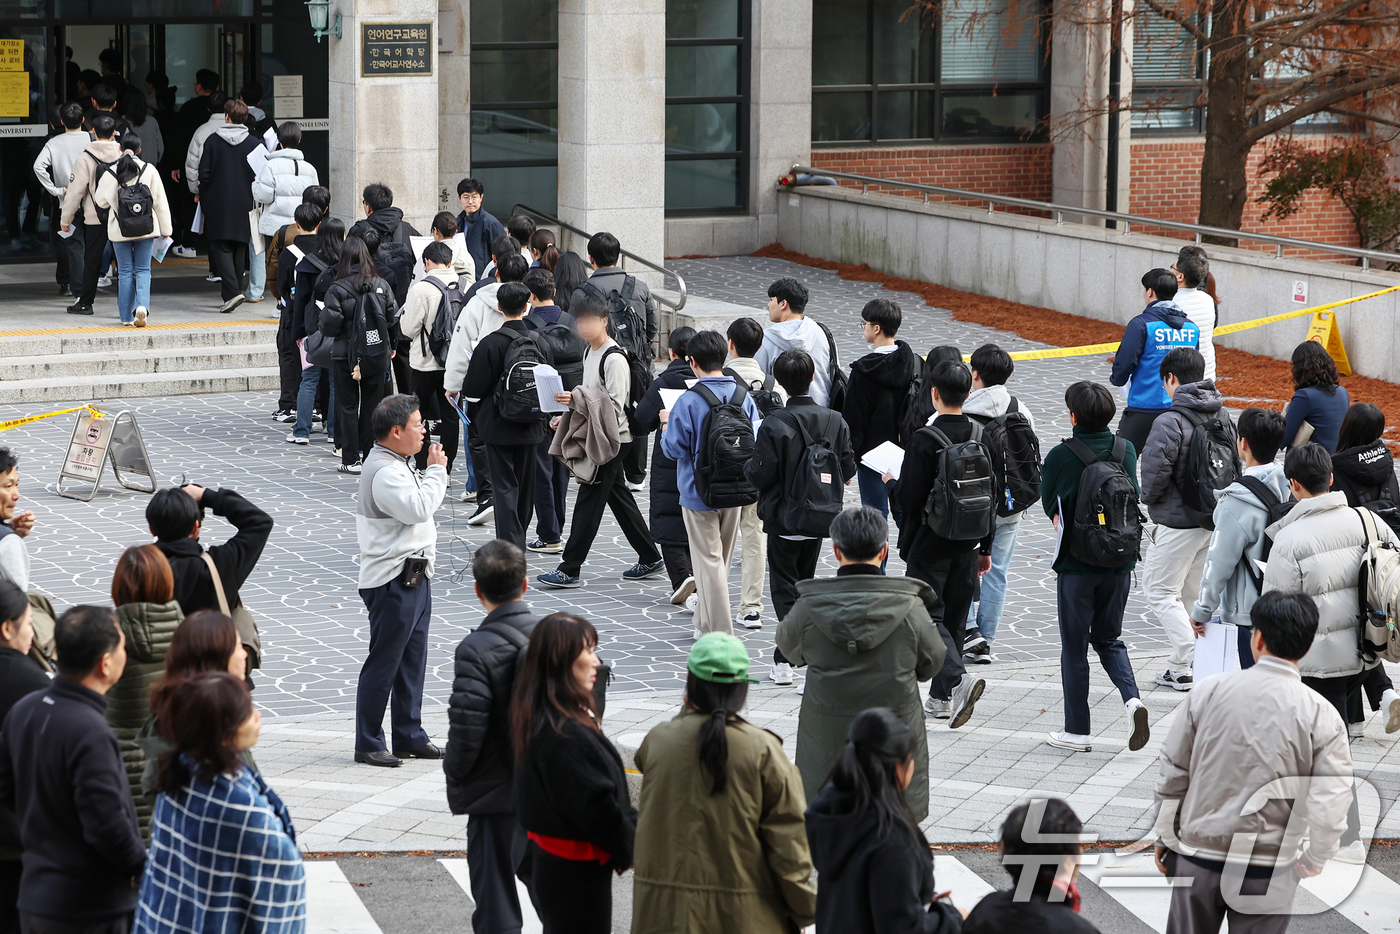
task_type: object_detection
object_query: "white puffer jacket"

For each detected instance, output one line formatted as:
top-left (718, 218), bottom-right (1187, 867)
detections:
top-left (1262, 491), bottom-right (1399, 678)
top-left (251, 149), bottom-right (319, 235)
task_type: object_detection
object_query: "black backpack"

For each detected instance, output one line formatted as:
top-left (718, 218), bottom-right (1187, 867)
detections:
top-left (1357, 486), bottom-right (1400, 539)
top-left (601, 345), bottom-right (653, 414)
top-left (422, 276), bottom-right (469, 367)
top-left (1066, 437), bottom-right (1143, 567)
top-left (376, 240), bottom-right (416, 307)
top-left (494, 331), bottom-right (553, 423)
top-left (85, 151), bottom-right (118, 223)
top-left (528, 311), bottom-right (587, 390)
top-left (115, 170), bottom-right (154, 238)
top-left (583, 277), bottom-right (651, 361)
top-left (724, 368), bottom-right (784, 417)
top-left (778, 411), bottom-right (846, 537)
top-left (691, 381), bottom-right (759, 509)
top-left (1179, 409), bottom-right (1242, 530)
top-left (971, 398), bottom-right (1042, 518)
top-left (349, 284), bottom-right (393, 378)
top-left (919, 422), bottom-right (996, 541)
top-left (1235, 475), bottom-right (1298, 592)
top-left (814, 320), bottom-right (849, 411)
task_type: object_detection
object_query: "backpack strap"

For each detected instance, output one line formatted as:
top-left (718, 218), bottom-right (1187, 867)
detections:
top-left (1235, 475), bottom-right (1280, 510)
top-left (621, 276), bottom-right (637, 301)
top-left (524, 310), bottom-right (544, 331)
top-left (1065, 437), bottom-right (1102, 469)
top-left (690, 381), bottom-right (723, 408)
top-left (917, 425), bottom-right (953, 451)
top-left (581, 281), bottom-right (606, 303)
top-left (762, 373), bottom-right (776, 392)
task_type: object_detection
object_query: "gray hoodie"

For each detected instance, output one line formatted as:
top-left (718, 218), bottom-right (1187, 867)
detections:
top-left (1191, 462), bottom-right (1290, 626)
top-left (1140, 380), bottom-right (1233, 529)
top-left (753, 317), bottom-right (833, 407)
top-left (963, 384), bottom-right (1038, 523)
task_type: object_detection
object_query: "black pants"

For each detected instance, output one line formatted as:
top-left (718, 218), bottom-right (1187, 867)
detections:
top-left (1302, 672), bottom-right (1363, 843)
top-left (333, 363), bottom-right (389, 466)
top-left (411, 369), bottom-right (459, 473)
top-left (1, 859), bottom-right (18, 934)
top-left (534, 432), bottom-right (568, 544)
top-left (908, 549), bottom-right (978, 700)
top-left (50, 196), bottom-right (69, 285)
top-left (19, 914), bottom-right (131, 934)
top-left (467, 418), bottom-right (492, 504)
top-left (208, 238), bottom-right (248, 302)
top-left (485, 442), bottom-right (536, 551)
top-left (661, 543), bottom-right (692, 590)
top-left (276, 301), bottom-right (300, 411)
top-left (768, 535), bottom-right (823, 664)
top-left (624, 433), bottom-right (648, 484)
top-left (78, 222), bottom-right (108, 305)
top-left (355, 575), bottom-right (431, 753)
top-left (392, 341), bottom-right (412, 396)
top-left (1056, 572), bottom-right (1139, 735)
top-left (1363, 663), bottom-right (1395, 711)
top-left (1116, 407), bottom-right (1168, 457)
top-left (560, 443), bottom-right (661, 577)
top-left (466, 813), bottom-right (532, 934)
top-left (529, 844), bottom-right (611, 934)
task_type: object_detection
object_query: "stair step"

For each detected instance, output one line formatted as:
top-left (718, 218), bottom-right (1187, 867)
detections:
top-left (0, 323), bottom-right (276, 358)
top-left (0, 366), bottom-right (280, 406)
top-left (0, 344), bottom-right (277, 380)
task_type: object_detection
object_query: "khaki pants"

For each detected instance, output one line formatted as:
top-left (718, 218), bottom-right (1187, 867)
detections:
top-left (737, 501), bottom-right (766, 618)
top-left (1142, 524), bottom-right (1212, 673)
top-left (682, 507), bottom-right (741, 635)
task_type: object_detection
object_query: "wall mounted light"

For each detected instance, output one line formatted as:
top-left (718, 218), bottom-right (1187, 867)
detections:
top-left (306, 0), bottom-right (342, 42)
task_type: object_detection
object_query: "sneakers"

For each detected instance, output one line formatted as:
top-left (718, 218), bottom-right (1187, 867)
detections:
top-left (1155, 670), bottom-right (1194, 692)
top-left (1126, 698), bottom-right (1150, 751)
top-left (285, 433), bottom-right (309, 445)
top-left (337, 462), bottom-right (362, 475)
top-left (769, 662), bottom-right (794, 685)
top-left (333, 447), bottom-right (343, 458)
top-left (1046, 731), bottom-right (1094, 752)
top-left (527, 538), bottom-right (563, 554)
top-left (65, 301), bottom-right (93, 315)
top-left (96, 274), bottom-right (112, 288)
top-left (466, 502), bottom-right (495, 526)
top-left (1382, 688), bottom-right (1400, 734)
top-left (692, 628), bottom-right (704, 640)
top-left (133, 306), bottom-right (148, 327)
top-left (670, 576), bottom-right (697, 606)
top-left (948, 674), bottom-right (986, 729)
top-left (683, 594), bottom-right (698, 613)
top-left (57, 283), bottom-right (70, 295)
top-left (796, 680), bottom-right (805, 696)
top-left (625, 479), bottom-right (644, 492)
top-left (924, 696), bottom-right (951, 719)
top-left (537, 569), bottom-right (582, 589)
top-left (172, 245), bottom-right (197, 258)
top-left (1333, 840), bottom-right (1367, 864)
top-left (205, 273), bottom-right (222, 283)
top-left (1348, 722), bottom-right (1365, 743)
top-left (622, 559), bottom-right (666, 581)
top-left (737, 612), bottom-right (762, 630)
top-left (962, 636), bottom-right (994, 664)
top-left (272, 410), bottom-right (296, 423)
top-left (218, 295), bottom-right (246, 314)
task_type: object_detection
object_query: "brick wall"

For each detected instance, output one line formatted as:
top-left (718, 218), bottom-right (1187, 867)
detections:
top-left (810, 145), bottom-right (1053, 209)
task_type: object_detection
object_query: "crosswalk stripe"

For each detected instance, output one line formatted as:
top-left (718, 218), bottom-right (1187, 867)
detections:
top-left (305, 861), bottom-right (383, 934)
top-left (1300, 860), bottom-right (1400, 933)
top-left (933, 854), bottom-right (997, 914)
top-left (1077, 852), bottom-right (1173, 933)
top-left (438, 857), bottom-right (543, 934)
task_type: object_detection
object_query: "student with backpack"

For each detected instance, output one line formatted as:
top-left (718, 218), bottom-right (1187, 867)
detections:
top-left (399, 240), bottom-right (466, 475)
top-left (884, 359), bottom-right (990, 727)
top-left (538, 294), bottom-right (665, 590)
top-left (659, 331), bottom-right (762, 638)
top-left (1041, 381), bottom-right (1149, 753)
top-left (92, 131), bottom-right (171, 327)
top-left (1139, 347), bottom-right (1240, 692)
top-left (1108, 268), bottom-right (1200, 455)
top-left (748, 348), bottom-right (856, 684)
top-left (1188, 407), bottom-right (1290, 671)
top-left (288, 216), bottom-right (341, 447)
top-left (754, 278), bottom-right (843, 408)
top-left (844, 299), bottom-right (919, 528)
top-left (58, 111), bottom-right (123, 316)
top-left (272, 192), bottom-right (331, 425)
top-left (961, 344), bottom-right (1040, 663)
top-left (319, 236), bottom-right (398, 475)
top-left (462, 282), bottom-right (555, 551)
top-left (523, 267), bottom-right (585, 554)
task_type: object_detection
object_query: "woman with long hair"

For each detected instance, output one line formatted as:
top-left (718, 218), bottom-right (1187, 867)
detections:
top-left (0, 579), bottom-right (47, 934)
top-left (551, 251), bottom-right (590, 313)
top-left (804, 708), bottom-right (963, 933)
top-left (107, 545), bottom-right (183, 836)
top-left (529, 229), bottom-right (559, 271)
top-left (320, 234), bottom-right (398, 473)
top-left (92, 131), bottom-right (172, 326)
top-left (135, 672), bottom-right (305, 934)
top-left (1284, 340), bottom-right (1349, 452)
top-left (631, 633), bottom-right (816, 933)
top-left (511, 613), bottom-right (635, 933)
top-left (118, 85), bottom-right (163, 167)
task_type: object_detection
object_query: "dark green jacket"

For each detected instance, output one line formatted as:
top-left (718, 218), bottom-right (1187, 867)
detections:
top-left (775, 573), bottom-right (946, 820)
top-left (107, 600), bottom-right (182, 838)
top-left (1040, 427), bottom-right (1140, 575)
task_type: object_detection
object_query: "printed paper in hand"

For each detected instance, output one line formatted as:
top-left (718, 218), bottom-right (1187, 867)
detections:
top-left (1052, 497), bottom-right (1067, 564)
top-left (860, 440), bottom-right (906, 481)
top-left (533, 364), bottom-right (569, 413)
top-left (658, 387), bottom-right (686, 411)
top-left (190, 205), bottom-right (203, 235)
top-left (1194, 619), bottom-right (1238, 683)
top-left (246, 145), bottom-right (269, 178)
top-left (151, 236), bottom-right (174, 263)
top-left (410, 236), bottom-right (433, 283)
top-left (57, 225), bottom-right (75, 239)
top-left (263, 127), bottom-right (278, 151)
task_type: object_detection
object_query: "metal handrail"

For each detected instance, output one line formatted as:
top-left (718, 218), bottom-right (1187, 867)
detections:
top-left (790, 164), bottom-right (1400, 272)
top-left (511, 203), bottom-right (687, 311)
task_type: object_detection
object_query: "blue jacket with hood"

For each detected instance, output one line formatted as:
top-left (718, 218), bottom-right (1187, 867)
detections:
top-left (1110, 301), bottom-right (1199, 411)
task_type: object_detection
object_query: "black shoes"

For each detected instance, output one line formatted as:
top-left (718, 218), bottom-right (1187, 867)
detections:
top-left (394, 742), bottom-right (443, 760)
top-left (354, 750), bottom-right (402, 768)
top-left (65, 301), bottom-right (93, 315)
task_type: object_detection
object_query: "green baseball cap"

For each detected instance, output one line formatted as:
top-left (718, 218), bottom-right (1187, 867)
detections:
top-left (688, 632), bottom-right (760, 684)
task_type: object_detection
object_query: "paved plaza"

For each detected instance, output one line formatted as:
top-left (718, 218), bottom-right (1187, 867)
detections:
top-left (2, 255), bottom-right (1398, 931)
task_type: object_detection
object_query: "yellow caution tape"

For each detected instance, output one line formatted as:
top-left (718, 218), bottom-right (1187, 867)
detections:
top-left (0, 405), bottom-right (101, 433)
top-left (1003, 284), bottom-right (1400, 361)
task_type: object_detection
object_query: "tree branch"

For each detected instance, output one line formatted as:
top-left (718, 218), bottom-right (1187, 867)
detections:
top-left (1139, 0), bottom-right (1209, 44)
top-left (1246, 62), bottom-right (1347, 114)
top-left (1325, 105), bottom-right (1400, 129)
top-left (1246, 0), bottom-right (1373, 38)
top-left (1248, 70), bottom-right (1400, 142)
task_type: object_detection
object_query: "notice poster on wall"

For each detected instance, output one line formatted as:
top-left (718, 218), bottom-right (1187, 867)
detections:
top-left (0, 39), bottom-right (22, 71)
top-left (0, 71), bottom-right (27, 117)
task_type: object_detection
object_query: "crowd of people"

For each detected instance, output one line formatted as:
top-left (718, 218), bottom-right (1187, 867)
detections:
top-left (1, 172), bottom-right (1398, 932)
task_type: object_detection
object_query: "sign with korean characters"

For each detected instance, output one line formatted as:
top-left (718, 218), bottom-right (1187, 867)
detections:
top-left (57, 407), bottom-right (157, 501)
top-left (361, 23), bottom-right (432, 76)
top-left (0, 39), bottom-right (22, 71)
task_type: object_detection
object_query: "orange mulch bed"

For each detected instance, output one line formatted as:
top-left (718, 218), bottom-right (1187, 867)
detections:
top-left (751, 243), bottom-right (1400, 444)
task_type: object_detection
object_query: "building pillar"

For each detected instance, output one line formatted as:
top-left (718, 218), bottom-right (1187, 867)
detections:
top-left (437, 0), bottom-right (470, 218)
top-left (557, 0), bottom-right (666, 270)
top-left (750, 0), bottom-right (812, 247)
top-left (328, 0), bottom-right (440, 233)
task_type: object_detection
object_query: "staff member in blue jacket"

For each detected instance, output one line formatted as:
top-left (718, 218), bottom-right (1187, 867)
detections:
top-left (1109, 268), bottom-right (1200, 455)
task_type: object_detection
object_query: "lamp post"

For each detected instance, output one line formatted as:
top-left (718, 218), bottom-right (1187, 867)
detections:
top-left (306, 0), bottom-right (342, 42)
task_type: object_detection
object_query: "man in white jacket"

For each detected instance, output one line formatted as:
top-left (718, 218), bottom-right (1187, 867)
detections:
top-left (32, 102), bottom-right (90, 296)
top-left (354, 395), bottom-right (448, 768)
top-left (753, 277), bottom-right (835, 407)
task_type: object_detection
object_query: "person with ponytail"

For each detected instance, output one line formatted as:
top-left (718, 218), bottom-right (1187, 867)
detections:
top-left (529, 228), bottom-right (559, 271)
top-left (804, 708), bottom-right (963, 933)
top-left (511, 613), bottom-right (634, 933)
top-left (92, 130), bottom-right (172, 326)
top-left (631, 633), bottom-right (817, 933)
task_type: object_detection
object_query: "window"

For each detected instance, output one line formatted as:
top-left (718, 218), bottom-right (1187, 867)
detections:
top-left (1130, 9), bottom-right (1203, 132)
top-left (470, 0), bottom-right (557, 215)
top-left (665, 0), bottom-right (748, 214)
top-left (811, 0), bottom-right (1047, 145)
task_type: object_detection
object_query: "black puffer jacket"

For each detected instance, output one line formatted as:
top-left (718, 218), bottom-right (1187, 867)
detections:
top-left (352, 208), bottom-right (419, 307)
top-left (844, 341), bottom-right (919, 456)
top-left (633, 357), bottom-right (694, 545)
top-left (747, 397), bottom-right (857, 537)
top-left (320, 267), bottom-right (399, 361)
top-left (444, 601), bottom-right (539, 815)
top-left (0, 646), bottom-right (49, 860)
top-left (1331, 440), bottom-right (1400, 518)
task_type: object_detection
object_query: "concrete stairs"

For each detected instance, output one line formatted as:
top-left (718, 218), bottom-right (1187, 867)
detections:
top-left (0, 323), bottom-right (278, 405)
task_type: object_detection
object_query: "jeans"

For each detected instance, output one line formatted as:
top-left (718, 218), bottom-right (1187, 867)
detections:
top-left (111, 238), bottom-right (153, 323)
top-left (247, 240), bottom-right (266, 299)
top-left (965, 519), bottom-right (1021, 643)
top-left (857, 464), bottom-right (900, 570)
top-left (293, 365), bottom-right (335, 440)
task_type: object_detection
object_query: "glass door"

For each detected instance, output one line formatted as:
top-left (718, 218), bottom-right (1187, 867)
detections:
top-left (0, 24), bottom-right (51, 261)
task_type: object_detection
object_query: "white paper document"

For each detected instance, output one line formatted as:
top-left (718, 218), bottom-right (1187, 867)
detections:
top-left (1052, 496), bottom-right (1067, 564)
top-left (263, 126), bottom-right (278, 151)
top-left (246, 145), bottom-right (269, 178)
top-left (151, 236), bottom-right (174, 263)
top-left (658, 387), bottom-right (686, 411)
top-left (190, 205), bottom-right (204, 234)
top-left (57, 225), bottom-right (75, 239)
top-left (860, 440), bottom-right (906, 481)
top-left (1194, 620), bottom-right (1238, 683)
top-left (533, 364), bottom-right (568, 413)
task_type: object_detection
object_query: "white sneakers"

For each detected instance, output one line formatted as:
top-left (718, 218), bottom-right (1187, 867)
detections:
top-left (1127, 697), bottom-right (1150, 751)
top-left (947, 674), bottom-right (986, 729)
top-left (683, 594), bottom-right (698, 614)
top-left (625, 479), bottom-right (643, 492)
top-left (924, 697), bottom-right (951, 719)
top-left (737, 612), bottom-right (762, 630)
top-left (1382, 688), bottom-right (1400, 734)
top-left (133, 306), bottom-right (148, 327)
top-left (1333, 840), bottom-right (1367, 864)
top-left (670, 576), bottom-right (697, 606)
top-left (1046, 732), bottom-right (1094, 752)
top-left (769, 662), bottom-right (794, 685)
